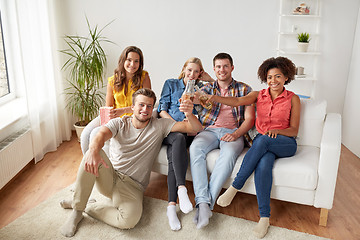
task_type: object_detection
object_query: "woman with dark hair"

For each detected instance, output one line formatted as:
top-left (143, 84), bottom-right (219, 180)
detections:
top-left (209, 56), bottom-right (300, 239)
top-left (81, 46), bottom-right (151, 154)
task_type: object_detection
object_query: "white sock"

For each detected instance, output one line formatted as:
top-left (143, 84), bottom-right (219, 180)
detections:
top-left (253, 217), bottom-right (270, 239)
top-left (177, 187), bottom-right (193, 214)
top-left (167, 205), bottom-right (181, 231)
top-left (60, 210), bottom-right (83, 237)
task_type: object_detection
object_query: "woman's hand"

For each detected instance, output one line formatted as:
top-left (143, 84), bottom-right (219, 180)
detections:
top-left (265, 129), bottom-right (280, 138)
top-left (109, 108), bottom-right (125, 119)
top-left (207, 94), bottom-right (218, 104)
top-left (179, 99), bottom-right (194, 115)
top-left (199, 71), bottom-right (214, 82)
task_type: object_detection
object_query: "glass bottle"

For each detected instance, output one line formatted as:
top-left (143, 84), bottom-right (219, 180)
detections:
top-left (182, 80), bottom-right (195, 102)
top-left (195, 85), bottom-right (212, 110)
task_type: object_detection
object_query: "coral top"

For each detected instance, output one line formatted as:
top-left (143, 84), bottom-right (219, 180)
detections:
top-left (107, 70), bottom-right (147, 116)
top-left (255, 87), bottom-right (294, 135)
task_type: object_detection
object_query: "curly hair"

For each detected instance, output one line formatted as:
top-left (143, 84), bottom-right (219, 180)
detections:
top-left (113, 46), bottom-right (144, 94)
top-left (257, 57), bottom-right (296, 85)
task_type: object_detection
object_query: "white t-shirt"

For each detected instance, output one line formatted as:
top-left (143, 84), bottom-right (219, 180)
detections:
top-left (105, 116), bottom-right (175, 190)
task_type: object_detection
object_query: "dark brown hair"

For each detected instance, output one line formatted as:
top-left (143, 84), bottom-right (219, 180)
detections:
top-left (213, 52), bottom-right (233, 66)
top-left (132, 88), bottom-right (156, 106)
top-left (113, 46), bottom-right (144, 94)
top-left (257, 57), bottom-right (296, 85)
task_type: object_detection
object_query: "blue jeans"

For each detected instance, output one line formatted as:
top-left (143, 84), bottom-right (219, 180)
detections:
top-left (189, 128), bottom-right (244, 209)
top-left (232, 134), bottom-right (297, 217)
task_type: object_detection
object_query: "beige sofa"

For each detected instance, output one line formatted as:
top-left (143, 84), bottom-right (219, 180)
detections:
top-left (151, 99), bottom-right (342, 226)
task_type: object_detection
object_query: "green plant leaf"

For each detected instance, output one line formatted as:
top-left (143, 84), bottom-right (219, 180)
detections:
top-left (60, 17), bottom-right (114, 123)
top-left (297, 32), bottom-right (310, 43)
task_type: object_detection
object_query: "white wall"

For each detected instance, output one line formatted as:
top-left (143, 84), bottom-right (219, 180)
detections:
top-left (343, 7), bottom-right (360, 157)
top-left (53, 0), bottom-right (280, 97)
top-left (53, 0), bottom-right (360, 155)
top-left (316, 0), bottom-right (360, 113)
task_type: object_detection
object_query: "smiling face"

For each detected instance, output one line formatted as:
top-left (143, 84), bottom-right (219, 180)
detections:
top-left (124, 51), bottom-right (140, 76)
top-left (213, 58), bottom-right (234, 83)
top-left (266, 68), bottom-right (288, 92)
top-left (131, 94), bottom-right (154, 123)
top-left (183, 63), bottom-right (202, 84)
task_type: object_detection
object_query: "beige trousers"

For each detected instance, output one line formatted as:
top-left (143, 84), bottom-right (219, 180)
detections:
top-left (72, 150), bottom-right (143, 229)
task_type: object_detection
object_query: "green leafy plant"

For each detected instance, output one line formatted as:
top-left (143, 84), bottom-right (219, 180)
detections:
top-left (61, 18), bottom-right (114, 126)
top-left (297, 32), bottom-right (310, 43)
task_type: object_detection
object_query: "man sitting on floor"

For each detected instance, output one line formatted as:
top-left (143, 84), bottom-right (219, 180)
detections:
top-left (60, 88), bottom-right (203, 237)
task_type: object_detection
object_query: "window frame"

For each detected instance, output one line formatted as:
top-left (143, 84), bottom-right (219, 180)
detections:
top-left (0, 8), bottom-right (15, 106)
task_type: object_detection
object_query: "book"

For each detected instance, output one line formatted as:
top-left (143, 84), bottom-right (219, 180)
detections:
top-left (99, 107), bottom-right (113, 125)
top-left (298, 94), bottom-right (310, 99)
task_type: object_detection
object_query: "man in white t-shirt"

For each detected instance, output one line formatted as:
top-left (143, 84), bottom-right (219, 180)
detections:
top-left (60, 88), bottom-right (203, 237)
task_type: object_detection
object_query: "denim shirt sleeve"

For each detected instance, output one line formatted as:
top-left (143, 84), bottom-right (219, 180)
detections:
top-left (158, 80), bottom-right (172, 113)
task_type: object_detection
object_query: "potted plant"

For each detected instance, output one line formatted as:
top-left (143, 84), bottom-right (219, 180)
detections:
top-left (61, 18), bottom-right (113, 140)
top-left (297, 32), bottom-right (310, 52)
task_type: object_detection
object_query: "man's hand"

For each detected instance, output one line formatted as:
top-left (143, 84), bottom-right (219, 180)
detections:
top-left (220, 132), bottom-right (239, 142)
top-left (84, 150), bottom-right (109, 177)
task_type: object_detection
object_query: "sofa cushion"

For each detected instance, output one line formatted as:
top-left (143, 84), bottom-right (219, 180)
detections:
top-left (297, 99), bottom-right (327, 147)
top-left (197, 146), bottom-right (319, 191)
top-left (156, 144), bottom-right (319, 191)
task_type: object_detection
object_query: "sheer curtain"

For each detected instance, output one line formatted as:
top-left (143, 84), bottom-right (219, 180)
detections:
top-left (15, 0), bottom-right (71, 162)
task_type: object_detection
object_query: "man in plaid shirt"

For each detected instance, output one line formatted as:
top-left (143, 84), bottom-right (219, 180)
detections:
top-left (190, 53), bottom-right (255, 229)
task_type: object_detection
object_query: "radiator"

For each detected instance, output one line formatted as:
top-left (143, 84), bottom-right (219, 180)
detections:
top-left (0, 128), bottom-right (34, 190)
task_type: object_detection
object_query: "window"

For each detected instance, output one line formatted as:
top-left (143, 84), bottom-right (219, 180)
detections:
top-left (0, 12), bottom-right (9, 99)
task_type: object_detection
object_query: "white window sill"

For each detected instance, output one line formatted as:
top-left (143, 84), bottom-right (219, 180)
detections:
top-left (0, 98), bottom-right (28, 136)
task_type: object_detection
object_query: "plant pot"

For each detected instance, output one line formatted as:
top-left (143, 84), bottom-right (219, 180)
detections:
top-left (74, 122), bottom-right (86, 142)
top-left (298, 42), bottom-right (309, 52)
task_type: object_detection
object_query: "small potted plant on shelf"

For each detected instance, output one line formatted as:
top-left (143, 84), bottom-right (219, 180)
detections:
top-left (60, 18), bottom-right (113, 140)
top-left (297, 32), bottom-right (310, 52)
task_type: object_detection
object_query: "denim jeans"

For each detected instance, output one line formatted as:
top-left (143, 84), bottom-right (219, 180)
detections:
top-left (189, 127), bottom-right (244, 209)
top-left (232, 134), bottom-right (297, 217)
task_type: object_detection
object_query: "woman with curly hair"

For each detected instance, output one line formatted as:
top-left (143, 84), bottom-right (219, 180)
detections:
top-left (81, 46), bottom-right (151, 154)
top-left (209, 56), bottom-right (300, 239)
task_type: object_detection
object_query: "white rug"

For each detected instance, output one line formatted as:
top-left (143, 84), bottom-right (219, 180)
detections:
top-left (0, 185), bottom-right (329, 240)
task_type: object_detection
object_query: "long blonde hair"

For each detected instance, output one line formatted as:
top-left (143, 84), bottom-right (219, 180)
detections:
top-left (178, 57), bottom-right (204, 81)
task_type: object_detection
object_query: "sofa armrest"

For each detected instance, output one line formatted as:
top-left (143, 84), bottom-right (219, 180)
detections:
top-left (314, 113), bottom-right (342, 209)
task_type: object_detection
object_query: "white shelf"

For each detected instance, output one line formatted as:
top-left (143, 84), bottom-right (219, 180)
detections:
top-left (280, 14), bottom-right (321, 18)
top-left (277, 0), bottom-right (321, 99)
top-left (295, 75), bottom-right (317, 81)
top-left (279, 32), bottom-right (319, 36)
top-left (278, 49), bottom-right (321, 55)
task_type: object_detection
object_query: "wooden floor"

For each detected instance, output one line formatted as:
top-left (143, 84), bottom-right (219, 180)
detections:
top-left (0, 132), bottom-right (359, 239)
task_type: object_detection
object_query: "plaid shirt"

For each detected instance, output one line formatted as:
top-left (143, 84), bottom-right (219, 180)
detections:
top-left (195, 79), bottom-right (252, 129)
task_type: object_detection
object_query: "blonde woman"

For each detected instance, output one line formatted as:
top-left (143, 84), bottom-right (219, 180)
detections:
top-left (158, 57), bottom-right (212, 231)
